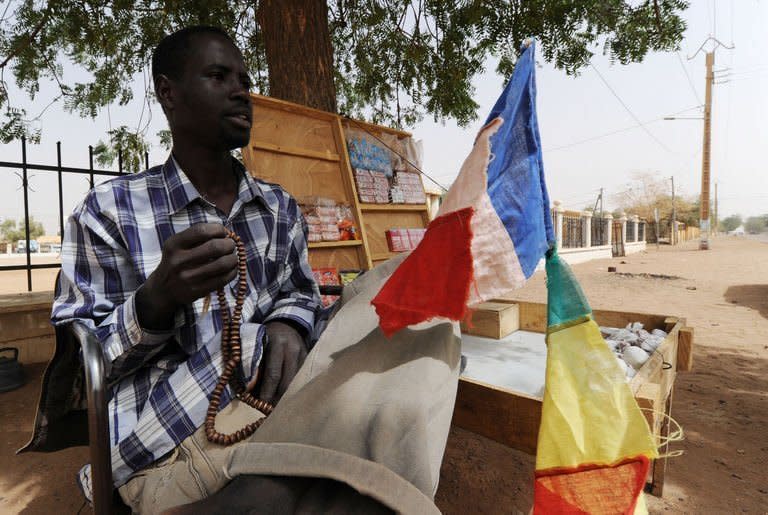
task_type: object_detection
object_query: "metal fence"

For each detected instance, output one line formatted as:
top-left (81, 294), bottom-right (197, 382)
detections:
top-left (561, 213), bottom-right (583, 248)
top-left (1, 137), bottom-right (147, 291)
top-left (625, 221), bottom-right (633, 242)
top-left (591, 216), bottom-right (609, 246)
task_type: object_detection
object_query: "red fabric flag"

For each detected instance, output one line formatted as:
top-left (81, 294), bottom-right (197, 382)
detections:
top-left (372, 207), bottom-right (474, 336)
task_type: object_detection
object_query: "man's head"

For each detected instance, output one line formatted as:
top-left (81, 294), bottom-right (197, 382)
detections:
top-left (152, 26), bottom-right (253, 152)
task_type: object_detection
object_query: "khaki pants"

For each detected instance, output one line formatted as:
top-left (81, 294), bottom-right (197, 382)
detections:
top-left (119, 258), bottom-right (461, 514)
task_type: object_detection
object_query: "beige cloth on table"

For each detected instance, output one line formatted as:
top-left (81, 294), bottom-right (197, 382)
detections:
top-left (119, 257), bottom-right (462, 514)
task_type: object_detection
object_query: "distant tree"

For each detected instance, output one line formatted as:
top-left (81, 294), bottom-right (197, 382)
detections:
top-left (0, 1), bottom-right (689, 169)
top-left (0, 217), bottom-right (45, 242)
top-left (719, 215), bottom-right (742, 233)
top-left (613, 171), bottom-right (698, 226)
top-left (744, 216), bottom-right (766, 234)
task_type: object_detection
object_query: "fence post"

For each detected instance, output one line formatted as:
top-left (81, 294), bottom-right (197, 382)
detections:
top-left (57, 142), bottom-right (64, 242)
top-left (620, 212), bottom-right (628, 248)
top-left (88, 145), bottom-right (95, 189)
top-left (553, 200), bottom-right (564, 250)
top-left (631, 214), bottom-right (639, 242)
top-left (605, 213), bottom-right (613, 247)
top-left (582, 210), bottom-right (592, 248)
top-left (21, 137), bottom-right (32, 291)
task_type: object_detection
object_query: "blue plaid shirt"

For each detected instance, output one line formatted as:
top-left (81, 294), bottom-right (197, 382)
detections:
top-left (52, 156), bottom-right (320, 486)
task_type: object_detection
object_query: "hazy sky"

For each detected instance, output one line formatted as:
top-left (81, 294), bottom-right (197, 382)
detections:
top-left (1, 0), bottom-right (765, 235)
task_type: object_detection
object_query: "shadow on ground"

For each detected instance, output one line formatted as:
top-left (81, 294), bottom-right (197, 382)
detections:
top-left (724, 284), bottom-right (768, 319)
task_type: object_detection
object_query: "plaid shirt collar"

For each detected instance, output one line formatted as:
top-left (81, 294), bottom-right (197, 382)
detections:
top-left (163, 155), bottom-right (275, 216)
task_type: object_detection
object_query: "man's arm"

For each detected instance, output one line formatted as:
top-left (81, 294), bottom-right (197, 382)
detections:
top-left (135, 223), bottom-right (237, 330)
top-left (256, 199), bottom-right (321, 403)
top-left (53, 194), bottom-right (172, 379)
top-left (53, 193), bottom-right (238, 380)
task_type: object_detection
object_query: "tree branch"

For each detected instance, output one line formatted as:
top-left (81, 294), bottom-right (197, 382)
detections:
top-left (0, 6), bottom-right (51, 69)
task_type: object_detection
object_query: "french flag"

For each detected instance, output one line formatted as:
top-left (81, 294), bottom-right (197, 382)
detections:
top-left (372, 41), bottom-right (555, 337)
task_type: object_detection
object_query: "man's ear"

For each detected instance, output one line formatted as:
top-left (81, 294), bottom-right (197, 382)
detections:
top-left (154, 75), bottom-right (175, 113)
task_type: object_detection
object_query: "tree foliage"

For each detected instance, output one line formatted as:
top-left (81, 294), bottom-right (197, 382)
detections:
top-left (744, 216), bottom-right (767, 235)
top-left (0, 0), bottom-right (688, 169)
top-left (93, 126), bottom-right (150, 173)
top-left (719, 214), bottom-right (742, 233)
top-left (613, 171), bottom-right (698, 226)
top-left (0, 216), bottom-right (45, 242)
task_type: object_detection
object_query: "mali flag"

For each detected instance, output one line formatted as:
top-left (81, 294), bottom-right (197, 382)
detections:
top-left (536, 250), bottom-right (658, 514)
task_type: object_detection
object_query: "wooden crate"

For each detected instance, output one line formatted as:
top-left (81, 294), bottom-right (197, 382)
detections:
top-left (460, 302), bottom-right (520, 339)
top-left (452, 300), bottom-right (694, 496)
top-left (242, 94), bottom-right (431, 272)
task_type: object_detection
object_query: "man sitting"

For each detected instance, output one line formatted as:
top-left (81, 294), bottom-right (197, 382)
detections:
top-left (51, 26), bottom-right (460, 514)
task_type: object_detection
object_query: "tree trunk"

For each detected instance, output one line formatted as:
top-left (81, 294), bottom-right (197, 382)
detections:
top-left (257, 0), bottom-right (337, 113)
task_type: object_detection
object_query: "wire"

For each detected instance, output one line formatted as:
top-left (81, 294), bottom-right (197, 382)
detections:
top-left (557, 188), bottom-right (602, 202)
top-left (717, 68), bottom-right (768, 78)
top-left (677, 51), bottom-right (702, 105)
top-left (720, 9), bottom-right (734, 181)
top-left (544, 105), bottom-right (701, 153)
top-left (342, 115), bottom-right (449, 192)
top-left (589, 64), bottom-right (675, 154)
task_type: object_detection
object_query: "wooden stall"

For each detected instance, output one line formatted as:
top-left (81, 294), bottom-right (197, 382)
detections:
top-left (340, 118), bottom-right (432, 266)
top-left (241, 93), bottom-right (430, 272)
top-left (452, 300), bottom-right (694, 496)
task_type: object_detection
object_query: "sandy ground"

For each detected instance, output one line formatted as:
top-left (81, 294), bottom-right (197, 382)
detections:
top-left (0, 254), bottom-right (61, 294)
top-left (1, 236), bottom-right (766, 513)
top-left (436, 235), bottom-right (768, 514)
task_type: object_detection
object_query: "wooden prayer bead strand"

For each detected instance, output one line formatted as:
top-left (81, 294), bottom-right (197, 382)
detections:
top-left (218, 289), bottom-right (232, 364)
top-left (204, 230), bottom-right (274, 445)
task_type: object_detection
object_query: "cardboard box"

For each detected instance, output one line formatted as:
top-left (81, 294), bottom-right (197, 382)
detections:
top-left (460, 301), bottom-right (520, 339)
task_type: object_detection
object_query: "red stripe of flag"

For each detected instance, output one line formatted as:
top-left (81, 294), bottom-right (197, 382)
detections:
top-left (372, 207), bottom-right (475, 337)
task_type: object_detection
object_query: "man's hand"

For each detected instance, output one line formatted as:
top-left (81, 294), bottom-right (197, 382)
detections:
top-left (136, 223), bottom-right (237, 330)
top-left (254, 321), bottom-right (308, 404)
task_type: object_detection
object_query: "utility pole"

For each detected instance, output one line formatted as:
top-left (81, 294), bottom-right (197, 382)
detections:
top-left (699, 51), bottom-right (714, 250)
top-left (671, 176), bottom-right (676, 245)
top-left (592, 188), bottom-right (604, 217)
top-left (714, 181), bottom-right (718, 235)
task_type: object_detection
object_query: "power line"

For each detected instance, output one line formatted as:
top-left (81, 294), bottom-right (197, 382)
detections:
top-left (720, 4), bottom-right (735, 182)
top-left (677, 51), bottom-right (702, 104)
top-left (342, 115), bottom-right (449, 192)
top-left (715, 74), bottom-right (768, 85)
top-left (544, 105), bottom-right (701, 153)
top-left (589, 64), bottom-right (675, 154)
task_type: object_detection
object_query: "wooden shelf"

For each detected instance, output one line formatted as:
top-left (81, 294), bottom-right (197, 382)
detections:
top-left (372, 251), bottom-right (407, 261)
top-left (251, 141), bottom-right (340, 163)
top-left (309, 240), bottom-right (363, 249)
top-left (360, 203), bottom-right (428, 212)
top-left (243, 94), bottom-right (430, 272)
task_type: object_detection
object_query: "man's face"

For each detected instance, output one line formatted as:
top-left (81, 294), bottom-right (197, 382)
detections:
top-left (169, 34), bottom-right (253, 151)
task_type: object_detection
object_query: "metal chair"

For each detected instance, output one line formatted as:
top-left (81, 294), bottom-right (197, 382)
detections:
top-left (18, 269), bottom-right (120, 514)
top-left (21, 280), bottom-right (346, 515)
top-left (72, 320), bottom-right (114, 514)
